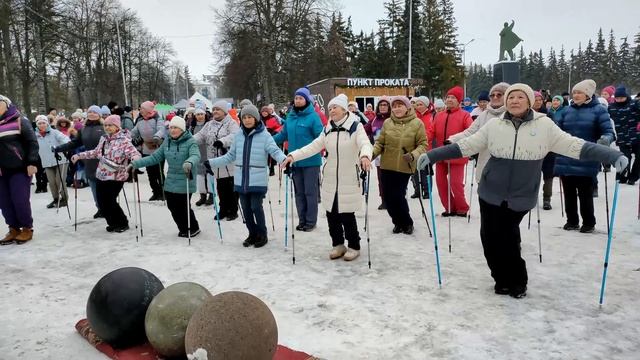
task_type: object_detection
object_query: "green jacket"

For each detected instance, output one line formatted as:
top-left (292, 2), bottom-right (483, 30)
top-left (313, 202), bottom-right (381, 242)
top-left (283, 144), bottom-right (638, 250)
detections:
top-left (372, 108), bottom-right (427, 174)
top-left (133, 130), bottom-right (200, 194)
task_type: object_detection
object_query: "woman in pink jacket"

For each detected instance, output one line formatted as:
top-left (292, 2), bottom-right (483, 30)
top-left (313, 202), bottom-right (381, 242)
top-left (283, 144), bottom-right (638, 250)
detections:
top-left (72, 115), bottom-right (140, 233)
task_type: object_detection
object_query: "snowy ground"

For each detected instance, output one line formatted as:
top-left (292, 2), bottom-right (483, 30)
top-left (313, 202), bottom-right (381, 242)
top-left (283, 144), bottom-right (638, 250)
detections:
top-left (1, 164), bottom-right (639, 360)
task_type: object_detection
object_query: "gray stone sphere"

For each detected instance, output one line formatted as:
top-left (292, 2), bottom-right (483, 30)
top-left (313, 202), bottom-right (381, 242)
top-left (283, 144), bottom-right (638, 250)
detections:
top-left (145, 282), bottom-right (212, 358)
top-left (184, 291), bottom-right (278, 360)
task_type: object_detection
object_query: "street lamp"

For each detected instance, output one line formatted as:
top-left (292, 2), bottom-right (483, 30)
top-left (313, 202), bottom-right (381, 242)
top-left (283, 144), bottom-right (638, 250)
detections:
top-left (461, 38), bottom-right (475, 98)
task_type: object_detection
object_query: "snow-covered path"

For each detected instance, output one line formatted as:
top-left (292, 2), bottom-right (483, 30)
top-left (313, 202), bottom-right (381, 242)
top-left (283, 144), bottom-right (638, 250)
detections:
top-left (1, 167), bottom-right (639, 359)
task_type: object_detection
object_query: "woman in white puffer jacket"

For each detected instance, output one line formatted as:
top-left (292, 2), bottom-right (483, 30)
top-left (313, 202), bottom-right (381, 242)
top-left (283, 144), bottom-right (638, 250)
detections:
top-left (282, 94), bottom-right (372, 261)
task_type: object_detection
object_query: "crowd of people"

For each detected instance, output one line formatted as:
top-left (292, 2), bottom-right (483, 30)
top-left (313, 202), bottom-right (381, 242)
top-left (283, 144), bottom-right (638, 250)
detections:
top-left (0, 77), bottom-right (638, 300)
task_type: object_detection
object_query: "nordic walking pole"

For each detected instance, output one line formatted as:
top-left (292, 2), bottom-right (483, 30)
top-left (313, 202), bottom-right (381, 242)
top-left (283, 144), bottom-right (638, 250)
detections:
top-left (290, 170), bottom-right (296, 263)
top-left (121, 186), bottom-right (132, 218)
top-left (74, 171), bottom-right (78, 232)
top-left (54, 156), bottom-right (71, 220)
top-left (267, 189), bottom-right (275, 232)
top-left (468, 158), bottom-right (476, 223)
top-left (284, 166), bottom-right (290, 251)
top-left (426, 172), bottom-right (443, 288)
top-left (278, 168), bottom-right (282, 205)
top-left (604, 168), bottom-right (611, 237)
top-left (447, 162), bottom-right (452, 253)
top-left (536, 196), bottom-right (542, 263)
top-left (131, 171), bottom-right (139, 242)
top-left (559, 177), bottom-right (565, 218)
top-left (208, 175), bottom-right (223, 243)
top-left (186, 172), bottom-right (192, 246)
top-left (599, 180), bottom-right (620, 306)
top-left (159, 163), bottom-right (166, 205)
top-left (135, 174), bottom-right (144, 237)
top-left (417, 170), bottom-right (433, 237)
top-left (528, 210), bottom-right (532, 230)
top-left (362, 169), bottom-right (372, 269)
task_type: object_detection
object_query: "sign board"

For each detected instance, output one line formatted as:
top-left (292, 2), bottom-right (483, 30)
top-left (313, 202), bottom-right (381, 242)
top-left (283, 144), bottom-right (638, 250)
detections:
top-left (346, 78), bottom-right (412, 87)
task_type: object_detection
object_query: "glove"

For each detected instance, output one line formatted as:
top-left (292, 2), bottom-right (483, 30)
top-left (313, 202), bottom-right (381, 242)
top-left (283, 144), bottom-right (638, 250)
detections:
top-left (417, 153), bottom-right (431, 171)
top-left (402, 153), bottom-right (414, 163)
top-left (153, 137), bottom-right (163, 146)
top-left (614, 155), bottom-right (629, 174)
top-left (602, 164), bottom-right (611, 173)
top-left (213, 140), bottom-right (224, 149)
top-left (132, 137), bottom-right (143, 146)
top-left (443, 139), bottom-right (452, 145)
top-left (203, 160), bottom-right (213, 175)
top-left (51, 145), bottom-right (57, 153)
top-left (51, 146), bottom-right (62, 161)
top-left (183, 162), bottom-right (192, 175)
top-left (596, 136), bottom-right (610, 146)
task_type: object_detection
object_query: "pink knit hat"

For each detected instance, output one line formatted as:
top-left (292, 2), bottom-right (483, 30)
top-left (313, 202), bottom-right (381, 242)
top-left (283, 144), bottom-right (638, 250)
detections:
top-left (104, 115), bottom-right (121, 128)
top-left (390, 95), bottom-right (412, 109)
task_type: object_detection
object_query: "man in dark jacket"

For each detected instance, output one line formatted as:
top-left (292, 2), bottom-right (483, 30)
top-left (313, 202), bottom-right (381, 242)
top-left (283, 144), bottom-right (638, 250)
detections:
top-left (55, 105), bottom-right (106, 218)
top-left (608, 86), bottom-right (640, 185)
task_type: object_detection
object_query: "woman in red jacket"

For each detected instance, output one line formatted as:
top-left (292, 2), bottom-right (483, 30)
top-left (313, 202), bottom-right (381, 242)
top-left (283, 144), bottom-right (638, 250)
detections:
top-left (427, 86), bottom-right (473, 216)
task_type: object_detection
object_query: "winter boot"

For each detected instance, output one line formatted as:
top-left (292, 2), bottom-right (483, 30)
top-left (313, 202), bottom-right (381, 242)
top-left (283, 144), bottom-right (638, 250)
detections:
top-left (563, 223), bottom-right (579, 231)
top-left (543, 198), bottom-right (552, 210)
top-left (14, 228), bottom-right (33, 244)
top-left (195, 194), bottom-right (207, 206)
top-left (46, 199), bottom-right (59, 209)
top-left (579, 224), bottom-right (595, 233)
top-left (242, 234), bottom-right (256, 247)
top-left (377, 201), bottom-right (386, 210)
top-left (343, 248), bottom-right (360, 261)
top-left (254, 234), bottom-right (268, 248)
top-left (1, 227), bottom-right (20, 245)
top-left (392, 225), bottom-right (403, 234)
top-left (402, 225), bottom-right (414, 235)
top-left (205, 193), bottom-right (214, 206)
top-left (93, 209), bottom-right (104, 219)
top-left (58, 198), bottom-right (68, 208)
top-left (410, 192), bottom-right (420, 199)
top-left (494, 283), bottom-right (510, 295)
top-left (329, 245), bottom-right (347, 260)
top-left (509, 285), bottom-right (527, 299)
top-left (225, 213), bottom-right (238, 221)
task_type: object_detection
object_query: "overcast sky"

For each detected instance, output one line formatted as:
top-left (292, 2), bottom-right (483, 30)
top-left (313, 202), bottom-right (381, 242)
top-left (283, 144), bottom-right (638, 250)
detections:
top-left (121, 0), bottom-right (640, 81)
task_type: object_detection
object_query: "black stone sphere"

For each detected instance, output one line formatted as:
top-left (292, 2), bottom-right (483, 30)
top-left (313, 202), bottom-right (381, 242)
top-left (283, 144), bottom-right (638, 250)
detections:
top-left (86, 267), bottom-right (164, 348)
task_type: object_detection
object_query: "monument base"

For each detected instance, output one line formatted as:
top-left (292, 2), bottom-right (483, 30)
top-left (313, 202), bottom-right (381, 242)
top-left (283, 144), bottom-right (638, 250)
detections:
top-left (493, 61), bottom-right (520, 84)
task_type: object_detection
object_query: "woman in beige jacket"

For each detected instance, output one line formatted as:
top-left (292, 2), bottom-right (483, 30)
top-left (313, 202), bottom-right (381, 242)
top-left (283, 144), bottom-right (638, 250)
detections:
top-left (282, 94), bottom-right (372, 261)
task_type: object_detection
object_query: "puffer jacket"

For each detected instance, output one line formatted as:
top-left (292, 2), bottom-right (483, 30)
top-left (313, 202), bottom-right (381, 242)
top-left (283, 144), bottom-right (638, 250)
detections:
top-left (554, 96), bottom-right (616, 177)
top-left (427, 107), bottom-right (472, 165)
top-left (209, 121), bottom-right (286, 194)
top-left (36, 125), bottom-right (70, 168)
top-left (131, 112), bottom-right (166, 155)
top-left (76, 130), bottom-right (140, 181)
top-left (372, 108), bottom-right (427, 174)
top-left (192, 115), bottom-right (240, 179)
top-left (608, 98), bottom-right (640, 145)
top-left (290, 113), bottom-right (373, 213)
top-left (273, 104), bottom-right (324, 168)
top-left (428, 110), bottom-right (622, 212)
top-left (449, 105), bottom-right (506, 183)
top-left (0, 106), bottom-right (39, 173)
top-left (133, 130), bottom-right (200, 194)
top-left (56, 120), bottom-right (105, 180)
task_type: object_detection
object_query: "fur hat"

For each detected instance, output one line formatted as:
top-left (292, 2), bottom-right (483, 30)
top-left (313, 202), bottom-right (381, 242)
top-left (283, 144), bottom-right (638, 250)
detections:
top-left (505, 83), bottom-right (535, 108)
top-left (169, 116), bottom-right (186, 131)
top-left (328, 94), bottom-right (349, 111)
top-left (572, 79), bottom-right (597, 98)
top-left (103, 115), bottom-right (121, 128)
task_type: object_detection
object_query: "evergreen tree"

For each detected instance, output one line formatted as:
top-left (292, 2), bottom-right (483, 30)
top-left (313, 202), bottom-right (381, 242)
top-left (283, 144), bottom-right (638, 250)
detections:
top-left (557, 46), bottom-right (569, 94)
top-left (583, 39), bottom-right (596, 80)
top-left (594, 28), bottom-right (608, 85)
top-left (633, 30), bottom-right (640, 91)
top-left (375, 28), bottom-right (395, 78)
top-left (546, 48), bottom-right (559, 92)
top-left (615, 36), bottom-right (631, 88)
top-left (604, 29), bottom-right (617, 86)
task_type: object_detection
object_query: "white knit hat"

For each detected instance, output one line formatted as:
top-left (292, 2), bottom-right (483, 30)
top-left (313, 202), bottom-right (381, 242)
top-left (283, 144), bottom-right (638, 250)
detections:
top-left (328, 94), bottom-right (349, 111)
top-left (572, 79), bottom-right (597, 98)
top-left (505, 83), bottom-right (535, 108)
top-left (169, 116), bottom-right (186, 131)
top-left (415, 96), bottom-right (430, 107)
top-left (35, 114), bottom-right (48, 124)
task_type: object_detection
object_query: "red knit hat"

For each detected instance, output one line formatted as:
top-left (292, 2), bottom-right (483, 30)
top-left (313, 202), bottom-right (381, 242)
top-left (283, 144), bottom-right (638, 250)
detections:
top-left (446, 86), bottom-right (464, 103)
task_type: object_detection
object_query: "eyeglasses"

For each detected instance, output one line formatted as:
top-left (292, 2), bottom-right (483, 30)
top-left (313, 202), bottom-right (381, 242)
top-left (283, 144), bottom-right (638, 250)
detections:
top-left (489, 93), bottom-right (503, 98)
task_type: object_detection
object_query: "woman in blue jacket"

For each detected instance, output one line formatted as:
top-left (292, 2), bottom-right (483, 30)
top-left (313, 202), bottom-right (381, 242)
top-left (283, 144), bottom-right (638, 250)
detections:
top-left (554, 80), bottom-right (616, 233)
top-left (207, 105), bottom-right (286, 248)
top-left (272, 87), bottom-right (324, 232)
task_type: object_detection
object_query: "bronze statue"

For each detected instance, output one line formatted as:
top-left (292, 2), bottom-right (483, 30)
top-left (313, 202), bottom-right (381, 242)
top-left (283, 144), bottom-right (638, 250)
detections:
top-left (499, 20), bottom-right (523, 61)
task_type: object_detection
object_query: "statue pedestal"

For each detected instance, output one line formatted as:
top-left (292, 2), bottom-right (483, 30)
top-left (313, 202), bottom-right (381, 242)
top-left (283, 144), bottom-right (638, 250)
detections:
top-left (493, 61), bottom-right (520, 84)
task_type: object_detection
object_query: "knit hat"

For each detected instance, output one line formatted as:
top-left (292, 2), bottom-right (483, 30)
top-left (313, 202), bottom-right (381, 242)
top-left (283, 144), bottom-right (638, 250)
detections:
top-left (194, 108), bottom-right (206, 115)
top-left (87, 105), bottom-right (101, 114)
top-left (100, 105), bottom-right (111, 116)
top-left (505, 83), bottom-right (535, 107)
top-left (415, 96), bottom-right (430, 107)
top-left (35, 114), bottom-right (48, 124)
top-left (602, 85), bottom-right (616, 97)
top-left (212, 100), bottom-right (229, 114)
top-left (463, 97), bottom-right (472, 103)
top-left (239, 99), bottom-right (253, 108)
top-left (294, 87), bottom-right (313, 105)
top-left (434, 99), bottom-right (445, 108)
top-left (260, 106), bottom-right (271, 114)
top-left (489, 82), bottom-right (510, 95)
top-left (169, 116), bottom-right (186, 131)
top-left (614, 86), bottom-right (629, 98)
top-left (572, 79), bottom-right (597, 98)
top-left (552, 95), bottom-right (564, 103)
top-left (103, 115), bottom-right (121, 128)
top-left (390, 95), bottom-right (412, 109)
top-left (185, 107), bottom-right (195, 115)
top-left (0, 95), bottom-right (11, 106)
top-left (478, 91), bottom-right (490, 102)
top-left (446, 86), bottom-right (464, 103)
top-left (328, 94), bottom-right (349, 111)
top-left (533, 91), bottom-right (543, 99)
top-left (71, 111), bottom-right (84, 119)
top-left (240, 104), bottom-right (260, 121)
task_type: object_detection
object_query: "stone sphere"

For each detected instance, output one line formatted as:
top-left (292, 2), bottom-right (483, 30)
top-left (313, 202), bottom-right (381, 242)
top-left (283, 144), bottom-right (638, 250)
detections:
top-left (86, 267), bottom-right (164, 348)
top-left (145, 282), bottom-right (212, 358)
top-left (184, 291), bottom-right (278, 360)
